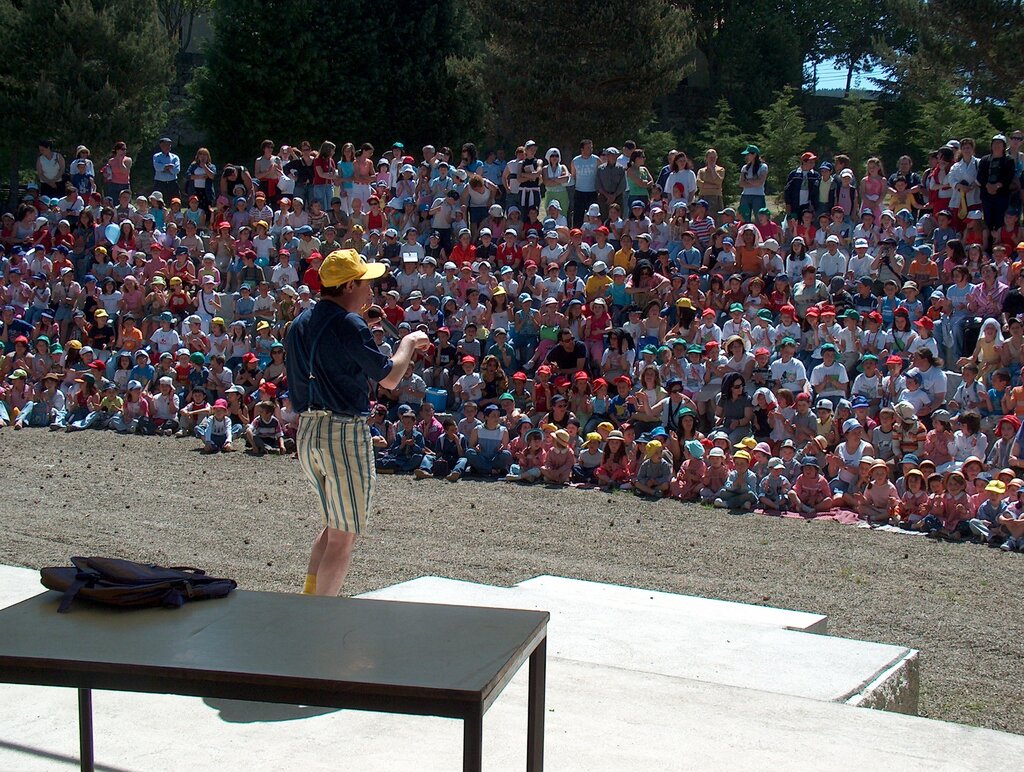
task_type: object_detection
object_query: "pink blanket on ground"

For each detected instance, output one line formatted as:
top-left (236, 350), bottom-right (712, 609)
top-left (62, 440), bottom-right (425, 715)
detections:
top-left (754, 508), bottom-right (863, 525)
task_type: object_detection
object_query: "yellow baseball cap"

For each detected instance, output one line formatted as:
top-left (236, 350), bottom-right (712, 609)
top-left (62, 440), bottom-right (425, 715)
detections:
top-left (94, 309), bottom-right (109, 318)
top-left (318, 249), bottom-right (386, 288)
top-left (645, 439), bottom-right (663, 457)
top-left (734, 437), bottom-right (756, 450)
top-left (734, 450), bottom-right (751, 462)
top-left (985, 480), bottom-right (1007, 494)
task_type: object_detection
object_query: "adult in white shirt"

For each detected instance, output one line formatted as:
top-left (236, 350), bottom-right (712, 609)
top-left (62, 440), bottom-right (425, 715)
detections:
top-left (664, 154), bottom-right (697, 206)
top-left (947, 138), bottom-right (981, 211)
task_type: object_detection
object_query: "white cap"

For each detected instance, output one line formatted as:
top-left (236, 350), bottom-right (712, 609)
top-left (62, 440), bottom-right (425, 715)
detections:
top-left (826, 235), bottom-right (841, 244)
top-left (854, 238), bottom-right (869, 249)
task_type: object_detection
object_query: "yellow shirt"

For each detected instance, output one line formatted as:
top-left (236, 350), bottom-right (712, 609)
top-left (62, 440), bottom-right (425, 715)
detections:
top-left (585, 274), bottom-right (612, 301)
top-left (612, 248), bottom-right (635, 272)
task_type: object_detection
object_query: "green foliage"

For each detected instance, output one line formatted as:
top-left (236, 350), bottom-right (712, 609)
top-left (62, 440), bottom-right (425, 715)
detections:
top-left (0, 0), bottom-right (174, 158)
top-left (909, 87), bottom-right (997, 159)
top-left (697, 99), bottom-right (744, 203)
top-left (636, 128), bottom-right (680, 175)
top-left (827, 96), bottom-right (890, 174)
top-left (190, 0), bottom-right (481, 159)
top-left (453, 0), bottom-right (693, 149)
top-left (755, 87), bottom-right (814, 192)
top-left (884, 0), bottom-right (1024, 105)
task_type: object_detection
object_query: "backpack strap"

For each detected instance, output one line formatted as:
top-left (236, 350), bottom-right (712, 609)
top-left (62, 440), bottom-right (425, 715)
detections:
top-left (57, 567), bottom-right (101, 613)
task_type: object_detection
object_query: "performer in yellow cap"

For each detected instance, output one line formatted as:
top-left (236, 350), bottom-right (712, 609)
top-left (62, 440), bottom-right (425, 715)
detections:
top-left (286, 249), bottom-right (429, 595)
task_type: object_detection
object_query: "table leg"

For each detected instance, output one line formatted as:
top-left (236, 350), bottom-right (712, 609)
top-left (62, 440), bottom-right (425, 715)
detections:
top-left (527, 637), bottom-right (547, 772)
top-left (463, 705), bottom-right (483, 772)
top-left (78, 688), bottom-right (95, 772)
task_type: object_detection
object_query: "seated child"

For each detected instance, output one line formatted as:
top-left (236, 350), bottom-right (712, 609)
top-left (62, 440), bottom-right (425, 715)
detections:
top-left (671, 439), bottom-right (707, 501)
top-left (634, 440), bottom-right (673, 497)
top-left (757, 457), bottom-right (800, 512)
top-left (713, 450), bottom-right (758, 510)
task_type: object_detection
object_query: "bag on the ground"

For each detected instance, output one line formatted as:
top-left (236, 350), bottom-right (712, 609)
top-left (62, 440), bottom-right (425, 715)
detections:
top-left (40, 556), bottom-right (237, 613)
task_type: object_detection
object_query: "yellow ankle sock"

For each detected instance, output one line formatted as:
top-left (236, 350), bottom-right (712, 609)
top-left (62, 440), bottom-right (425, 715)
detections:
top-left (302, 574), bottom-right (317, 594)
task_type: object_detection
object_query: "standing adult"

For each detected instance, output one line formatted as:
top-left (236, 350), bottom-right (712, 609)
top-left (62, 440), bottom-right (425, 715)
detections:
top-left (947, 137), bottom-right (981, 228)
top-left (978, 134), bottom-right (1017, 231)
top-left (887, 155), bottom-right (922, 199)
top-left (518, 140), bottom-right (543, 214)
top-left (783, 152), bottom-right (820, 220)
top-left (185, 148), bottom-right (217, 211)
top-left (696, 149), bottom-right (725, 215)
top-left (596, 147), bottom-right (626, 217)
top-left (36, 140), bottom-right (66, 198)
top-left (152, 137), bottom-right (181, 200)
top-left (101, 141), bottom-right (133, 200)
top-left (738, 144), bottom-right (768, 222)
top-left (501, 145), bottom-right (525, 212)
top-left (286, 249), bottom-right (429, 596)
top-left (571, 139), bottom-right (599, 227)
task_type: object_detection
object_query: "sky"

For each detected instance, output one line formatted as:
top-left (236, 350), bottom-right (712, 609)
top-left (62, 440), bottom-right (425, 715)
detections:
top-left (813, 58), bottom-right (886, 92)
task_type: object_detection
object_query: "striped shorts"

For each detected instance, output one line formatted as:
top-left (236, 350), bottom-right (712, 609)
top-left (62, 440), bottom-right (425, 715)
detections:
top-left (297, 411), bottom-right (375, 533)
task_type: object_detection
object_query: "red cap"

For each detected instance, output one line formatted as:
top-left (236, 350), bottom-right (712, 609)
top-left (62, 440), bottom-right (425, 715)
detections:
top-left (914, 316), bottom-right (934, 330)
top-left (779, 304), bottom-right (795, 316)
top-left (801, 151), bottom-right (818, 162)
top-left (592, 377), bottom-right (607, 389)
top-left (886, 354), bottom-right (904, 366)
top-left (217, 221), bottom-right (231, 230)
top-left (536, 364), bottom-right (552, 375)
top-left (614, 375), bottom-right (632, 386)
top-left (868, 311), bottom-right (883, 322)
top-left (754, 347), bottom-right (770, 357)
top-left (553, 375), bottom-right (570, 388)
top-left (596, 226), bottom-right (609, 234)
top-left (894, 305), bottom-right (910, 317)
top-left (573, 370), bottom-right (589, 381)
top-left (512, 371), bottom-right (528, 381)
top-left (524, 260), bottom-right (537, 269)
top-left (702, 308), bottom-right (716, 317)
top-left (14, 335), bottom-right (29, 345)
top-left (820, 304), bottom-right (836, 315)
top-left (705, 340), bottom-right (719, 349)
top-left (795, 392), bottom-right (811, 402)
top-left (437, 326), bottom-right (450, 335)
top-left (242, 352), bottom-right (258, 364)
top-left (569, 228), bottom-right (582, 237)
top-left (806, 307), bottom-right (820, 318)
top-left (260, 382), bottom-right (277, 396)
top-left (213, 399), bottom-right (228, 410)
top-left (88, 360), bottom-right (106, 372)
top-left (461, 355), bottom-right (476, 364)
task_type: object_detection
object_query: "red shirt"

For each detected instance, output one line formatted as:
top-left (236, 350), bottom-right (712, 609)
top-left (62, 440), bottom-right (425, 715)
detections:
top-left (313, 156), bottom-right (336, 186)
top-left (449, 242), bottom-right (477, 269)
top-left (383, 305), bottom-right (405, 327)
top-left (496, 242), bottom-right (522, 269)
top-left (302, 266), bottom-right (321, 294)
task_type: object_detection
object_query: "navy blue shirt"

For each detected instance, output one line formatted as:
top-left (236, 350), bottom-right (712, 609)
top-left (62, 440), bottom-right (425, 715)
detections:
top-left (286, 302), bottom-right (393, 415)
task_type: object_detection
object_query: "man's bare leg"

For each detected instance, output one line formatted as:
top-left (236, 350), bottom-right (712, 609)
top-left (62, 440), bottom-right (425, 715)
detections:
top-left (313, 527), bottom-right (357, 596)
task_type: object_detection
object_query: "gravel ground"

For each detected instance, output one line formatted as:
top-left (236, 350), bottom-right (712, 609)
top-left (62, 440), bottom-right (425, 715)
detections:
top-left (3, 430), bottom-right (1022, 734)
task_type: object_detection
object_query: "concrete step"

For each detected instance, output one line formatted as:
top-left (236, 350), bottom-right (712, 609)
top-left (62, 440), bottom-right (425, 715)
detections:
top-left (359, 576), bottom-right (916, 711)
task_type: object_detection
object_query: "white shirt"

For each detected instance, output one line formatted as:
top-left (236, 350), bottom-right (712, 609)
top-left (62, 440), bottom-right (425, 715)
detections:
top-left (770, 357), bottom-right (807, 391)
top-left (947, 156), bottom-right (980, 208)
top-left (810, 360), bottom-right (848, 397)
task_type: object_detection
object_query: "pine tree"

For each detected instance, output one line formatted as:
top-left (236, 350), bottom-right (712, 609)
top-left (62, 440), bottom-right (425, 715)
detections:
top-left (0, 0), bottom-right (174, 185)
top-left (190, 0), bottom-right (482, 158)
top-left (452, 0), bottom-right (693, 149)
top-left (909, 86), bottom-right (997, 160)
top-left (755, 88), bottom-right (814, 193)
top-left (827, 97), bottom-right (890, 174)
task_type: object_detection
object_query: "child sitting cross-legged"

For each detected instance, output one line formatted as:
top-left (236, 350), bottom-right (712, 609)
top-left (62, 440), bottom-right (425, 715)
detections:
top-left (757, 457), bottom-right (800, 512)
top-left (791, 456), bottom-right (834, 514)
top-left (634, 440), bottom-right (673, 497)
top-left (671, 439), bottom-right (707, 501)
top-left (713, 449), bottom-right (758, 511)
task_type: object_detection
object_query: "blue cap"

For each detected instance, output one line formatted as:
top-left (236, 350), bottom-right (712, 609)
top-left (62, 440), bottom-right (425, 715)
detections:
top-left (175, 246), bottom-right (189, 255)
top-left (83, 274), bottom-right (96, 283)
top-left (55, 245), bottom-right (70, 255)
top-left (915, 244), bottom-right (933, 256)
top-left (819, 161), bottom-right (834, 172)
top-left (296, 225), bottom-right (313, 235)
top-left (722, 237), bottom-right (734, 245)
top-left (801, 456), bottom-right (820, 468)
top-left (695, 199), bottom-right (710, 209)
top-left (902, 454), bottom-right (920, 465)
top-left (650, 426), bottom-right (668, 438)
top-left (631, 200), bottom-right (646, 209)
top-left (519, 292), bottom-right (533, 303)
top-left (850, 396), bottom-right (870, 409)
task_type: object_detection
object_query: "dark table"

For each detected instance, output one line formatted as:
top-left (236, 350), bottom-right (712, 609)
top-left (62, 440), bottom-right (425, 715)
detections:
top-left (0, 590), bottom-right (548, 771)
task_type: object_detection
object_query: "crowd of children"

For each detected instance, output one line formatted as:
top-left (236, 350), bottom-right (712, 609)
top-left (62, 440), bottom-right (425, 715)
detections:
top-left (4, 133), bottom-right (1024, 552)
